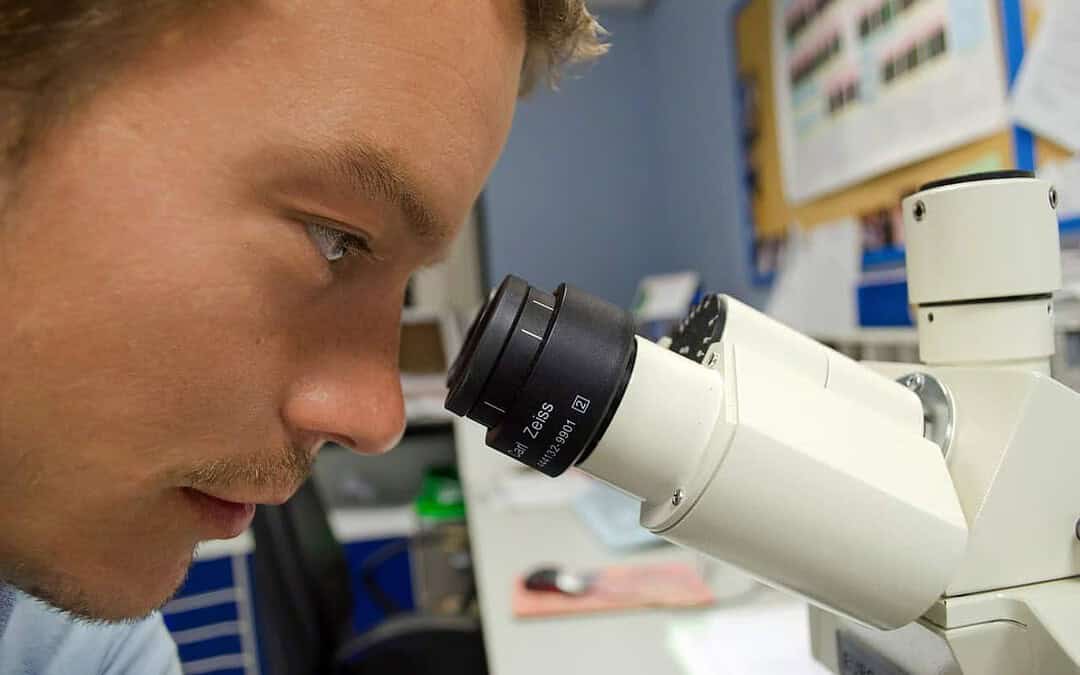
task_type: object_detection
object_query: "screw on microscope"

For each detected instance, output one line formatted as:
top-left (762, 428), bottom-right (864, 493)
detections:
top-left (903, 372), bottom-right (926, 393)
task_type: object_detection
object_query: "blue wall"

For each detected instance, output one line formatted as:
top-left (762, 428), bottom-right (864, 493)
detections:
top-left (484, 3), bottom-right (765, 308)
top-left (484, 13), bottom-right (661, 307)
top-left (650, 0), bottom-right (765, 306)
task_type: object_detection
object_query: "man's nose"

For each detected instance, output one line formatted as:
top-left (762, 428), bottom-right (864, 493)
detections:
top-left (283, 333), bottom-right (407, 456)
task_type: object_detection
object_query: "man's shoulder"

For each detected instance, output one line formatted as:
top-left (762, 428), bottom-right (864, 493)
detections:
top-left (0, 588), bottom-right (181, 675)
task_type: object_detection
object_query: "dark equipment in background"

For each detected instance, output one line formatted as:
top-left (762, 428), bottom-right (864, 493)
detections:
top-left (250, 479), bottom-right (488, 675)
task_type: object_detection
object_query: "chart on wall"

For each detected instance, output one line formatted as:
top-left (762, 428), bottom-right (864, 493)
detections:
top-left (772, 0), bottom-right (1009, 204)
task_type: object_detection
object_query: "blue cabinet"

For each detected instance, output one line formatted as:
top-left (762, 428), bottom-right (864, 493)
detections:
top-left (163, 530), bottom-right (415, 675)
top-left (162, 545), bottom-right (259, 675)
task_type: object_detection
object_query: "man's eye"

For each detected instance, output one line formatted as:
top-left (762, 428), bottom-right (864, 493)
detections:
top-left (305, 221), bottom-right (373, 262)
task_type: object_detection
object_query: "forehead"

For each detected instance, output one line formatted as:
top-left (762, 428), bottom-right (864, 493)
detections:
top-left (121, 0), bottom-right (525, 231)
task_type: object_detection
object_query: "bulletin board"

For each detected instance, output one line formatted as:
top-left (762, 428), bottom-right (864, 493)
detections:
top-left (732, 0), bottom-right (1072, 284)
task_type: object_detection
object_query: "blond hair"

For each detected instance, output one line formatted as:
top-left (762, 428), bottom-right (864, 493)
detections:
top-left (521, 0), bottom-right (609, 93)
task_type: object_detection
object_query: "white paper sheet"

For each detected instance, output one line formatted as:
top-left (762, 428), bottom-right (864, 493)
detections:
top-left (486, 469), bottom-right (592, 510)
top-left (772, 0), bottom-right (1008, 204)
top-left (633, 271), bottom-right (702, 322)
top-left (765, 219), bottom-right (861, 338)
top-left (1011, 0), bottom-right (1080, 152)
top-left (667, 594), bottom-right (832, 675)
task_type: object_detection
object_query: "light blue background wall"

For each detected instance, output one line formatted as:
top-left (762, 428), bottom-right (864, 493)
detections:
top-left (649, 0), bottom-right (764, 306)
top-left (484, 2), bottom-right (765, 308)
top-left (484, 13), bottom-right (661, 307)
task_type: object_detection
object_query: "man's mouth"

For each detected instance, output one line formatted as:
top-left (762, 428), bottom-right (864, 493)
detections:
top-left (188, 484), bottom-right (297, 507)
top-left (181, 488), bottom-right (257, 540)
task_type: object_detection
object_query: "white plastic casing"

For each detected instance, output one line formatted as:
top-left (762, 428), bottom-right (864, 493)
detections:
top-left (579, 300), bottom-right (969, 630)
top-left (578, 337), bottom-right (726, 509)
top-left (903, 177), bottom-right (1062, 366)
top-left (903, 177), bottom-right (1060, 305)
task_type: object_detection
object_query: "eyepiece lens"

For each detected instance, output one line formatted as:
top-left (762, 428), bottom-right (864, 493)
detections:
top-left (445, 275), bottom-right (528, 417)
top-left (444, 276), bottom-right (636, 476)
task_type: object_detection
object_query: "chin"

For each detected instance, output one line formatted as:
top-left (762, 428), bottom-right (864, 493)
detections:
top-left (111, 561), bottom-right (193, 622)
top-left (28, 545), bottom-right (196, 623)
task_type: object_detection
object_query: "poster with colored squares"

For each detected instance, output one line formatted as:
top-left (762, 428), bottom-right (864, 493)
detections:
top-left (772, 0), bottom-right (1009, 204)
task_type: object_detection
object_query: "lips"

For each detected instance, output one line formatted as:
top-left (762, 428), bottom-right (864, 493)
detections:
top-left (181, 487), bottom-right (256, 540)
top-left (191, 485), bottom-right (297, 507)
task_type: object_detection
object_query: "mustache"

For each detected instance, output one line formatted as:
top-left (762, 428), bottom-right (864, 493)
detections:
top-left (179, 443), bottom-right (314, 495)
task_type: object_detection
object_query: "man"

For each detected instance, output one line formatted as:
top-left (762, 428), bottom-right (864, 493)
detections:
top-left (0, 1), bottom-right (604, 671)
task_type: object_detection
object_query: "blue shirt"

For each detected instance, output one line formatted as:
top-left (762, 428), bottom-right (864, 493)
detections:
top-left (0, 584), bottom-right (181, 675)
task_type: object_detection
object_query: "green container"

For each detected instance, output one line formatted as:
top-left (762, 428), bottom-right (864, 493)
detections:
top-left (414, 466), bottom-right (465, 523)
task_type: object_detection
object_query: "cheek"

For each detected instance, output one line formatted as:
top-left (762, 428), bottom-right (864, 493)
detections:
top-left (4, 206), bottom-right (319, 467)
top-left (9, 213), bottom-right (409, 436)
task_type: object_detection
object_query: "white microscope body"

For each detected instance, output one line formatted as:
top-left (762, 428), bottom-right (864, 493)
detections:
top-left (575, 174), bottom-right (1080, 674)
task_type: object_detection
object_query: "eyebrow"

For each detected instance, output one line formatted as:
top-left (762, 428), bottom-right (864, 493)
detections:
top-left (284, 141), bottom-right (448, 243)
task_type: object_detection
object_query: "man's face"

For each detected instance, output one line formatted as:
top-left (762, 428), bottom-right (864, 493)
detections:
top-left (0, 1), bottom-right (523, 620)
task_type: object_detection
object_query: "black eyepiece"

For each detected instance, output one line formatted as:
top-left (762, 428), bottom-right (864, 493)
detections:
top-left (445, 275), bottom-right (637, 476)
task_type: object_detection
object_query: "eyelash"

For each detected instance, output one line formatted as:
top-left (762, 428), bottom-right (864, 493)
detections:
top-left (304, 221), bottom-right (375, 263)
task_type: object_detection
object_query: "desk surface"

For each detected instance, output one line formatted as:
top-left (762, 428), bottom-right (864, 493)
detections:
top-left (454, 419), bottom-right (825, 675)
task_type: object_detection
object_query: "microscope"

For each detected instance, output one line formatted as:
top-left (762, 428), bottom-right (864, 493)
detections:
top-left (445, 171), bottom-right (1080, 675)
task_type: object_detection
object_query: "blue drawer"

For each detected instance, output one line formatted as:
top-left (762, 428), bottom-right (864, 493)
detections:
top-left (858, 278), bottom-right (913, 327)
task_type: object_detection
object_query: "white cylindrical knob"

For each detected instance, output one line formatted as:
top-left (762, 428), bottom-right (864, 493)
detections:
top-left (904, 173), bottom-right (1062, 367)
top-left (914, 298), bottom-right (1055, 367)
top-left (903, 174), bottom-right (1061, 305)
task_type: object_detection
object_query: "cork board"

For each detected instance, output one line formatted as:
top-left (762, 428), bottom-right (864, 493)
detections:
top-left (735, 0), bottom-right (1066, 247)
